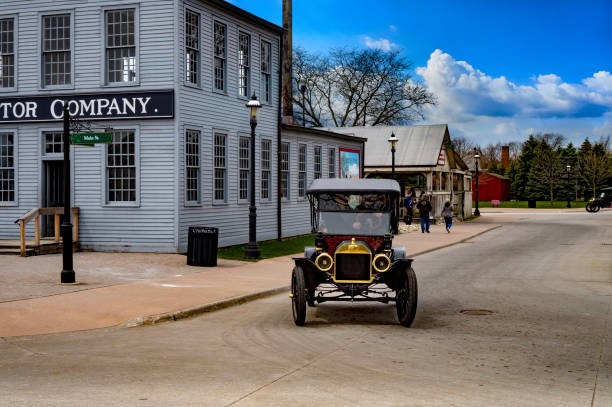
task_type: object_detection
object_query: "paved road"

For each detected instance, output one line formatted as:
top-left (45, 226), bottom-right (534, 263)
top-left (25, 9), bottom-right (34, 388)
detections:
top-left (1, 212), bottom-right (610, 406)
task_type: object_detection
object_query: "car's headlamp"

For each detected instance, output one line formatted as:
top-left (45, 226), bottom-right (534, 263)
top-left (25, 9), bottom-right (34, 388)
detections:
top-left (372, 253), bottom-right (391, 272)
top-left (382, 233), bottom-right (392, 251)
top-left (315, 232), bottom-right (325, 249)
top-left (315, 252), bottom-right (333, 272)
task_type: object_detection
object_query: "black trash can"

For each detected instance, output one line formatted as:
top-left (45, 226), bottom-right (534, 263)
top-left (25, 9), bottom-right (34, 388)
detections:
top-left (187, 227), bottom-right (218, 267)
top-left (527, 199), bottom-right (536, 208)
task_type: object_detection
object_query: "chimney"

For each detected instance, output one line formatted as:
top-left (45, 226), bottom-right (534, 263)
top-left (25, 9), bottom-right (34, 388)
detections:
top-left (282, 0), bottom-right (297, 125)
top-left (501, 145), bottom-right (510, 169)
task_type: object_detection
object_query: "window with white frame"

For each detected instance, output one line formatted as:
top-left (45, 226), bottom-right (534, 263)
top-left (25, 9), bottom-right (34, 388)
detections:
top-left (260, 40), bottom-right (271, 103)
top-left (213, 21), bottom-right (226, 92)
top-left (185, 10), bottom-right (199, 86)
top-left (105, 9), bottom-right (136, 84)
top-left (185, 129), bottom-right (200, 203)
top-left (0, 132), bottom-right (15, 203)
top-left (280, 142), bottom-right (289, 199)
top-left (42, 14), bottom-right (71, 87)
top-left (239, 136), bottom-right (250, 200)
top-left (298, 144), bottom-right (307, 198)
top-left (106, 130), bottom-right (136, 203)
top-left (314, 146), bottom-right (321, 179)
top-left (238, 32), bottom-right (250, 97)
top-left (214, 133), bottom-right (227, 202)
top-left (44, 131), bottom-right (63, 154)
top-left (328, 147), bottom-right (335, 178)
top-left (261, 139), bottom-right (271, 200)
top-left (0, 18), bottom-right (15, 89)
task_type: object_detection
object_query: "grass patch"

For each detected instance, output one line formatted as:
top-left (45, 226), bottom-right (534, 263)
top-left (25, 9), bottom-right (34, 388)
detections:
top-left (477, 200), bottom-right (587, 208)
top-left (218, 234), bottom-right (315, 261)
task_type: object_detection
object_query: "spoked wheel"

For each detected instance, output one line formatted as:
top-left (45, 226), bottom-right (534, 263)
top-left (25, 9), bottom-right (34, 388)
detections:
top-left (396, 266), bottom-right (418, 327)
top-left (591, 204), bottom-right (601, 213)
top-left (291, 266), bottom-right (307, 326)
top-left (585, 203), bottom-right (593, 212)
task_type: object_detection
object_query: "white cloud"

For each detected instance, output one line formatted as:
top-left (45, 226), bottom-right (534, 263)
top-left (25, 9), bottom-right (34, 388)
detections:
top-left (389, 25), bottom-right (397, 32)
top-left (363, 36), bottom-right (397, 52)
top-left (594, 120), bottom-right (612, 137)
top-left (415, 49), bottom-right (612, 145)
top-left (416, 49), bottom-right (612, 122)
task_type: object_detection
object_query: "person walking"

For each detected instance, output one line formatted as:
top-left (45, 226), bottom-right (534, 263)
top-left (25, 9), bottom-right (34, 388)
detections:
top-left (417, 195), bottom-right (432, 233)
top-left (442, 201), bottom-right (453, 233)
top-left (404, 190), bottom-right (414, 225)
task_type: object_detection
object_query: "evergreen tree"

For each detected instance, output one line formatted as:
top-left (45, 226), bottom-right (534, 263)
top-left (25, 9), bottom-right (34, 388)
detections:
top-left (505, 160), bottom-right (520, 200)
top-left (514, 135), bottom-right (539, 200)
top-left (559, 143), bottom-right (578, 201)
top-left (527, 141), bottom-right (564, 205)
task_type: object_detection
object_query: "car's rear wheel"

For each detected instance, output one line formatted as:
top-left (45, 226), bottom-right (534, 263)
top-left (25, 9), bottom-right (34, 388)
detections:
top-left (591, 203), bottom-right (601, 213)
top-left (291, 266), bottom-right (307, 326)
top-left (396, 266), bottom-right (418, 327)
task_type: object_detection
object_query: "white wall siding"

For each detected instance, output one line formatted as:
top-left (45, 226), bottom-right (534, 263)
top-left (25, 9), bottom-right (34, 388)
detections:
top-left (176, 0), bottom-right (281, 250)
top-left (280, 130), bottom-right (363, 239)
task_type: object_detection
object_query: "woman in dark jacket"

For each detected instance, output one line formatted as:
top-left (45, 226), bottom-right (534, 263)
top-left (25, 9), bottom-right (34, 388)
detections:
top-left (417, 195), bottom-right (432, 233)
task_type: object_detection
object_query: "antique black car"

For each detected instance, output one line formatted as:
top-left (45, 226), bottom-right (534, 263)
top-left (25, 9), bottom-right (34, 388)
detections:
top-left (290, 179), bottom-right (417, 327)
top-left (586, 187), bottom-right (612, 212)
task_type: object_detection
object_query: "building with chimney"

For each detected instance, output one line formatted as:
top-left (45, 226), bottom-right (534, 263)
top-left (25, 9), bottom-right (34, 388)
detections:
top-left (0, 0), bottom-right (364, 253)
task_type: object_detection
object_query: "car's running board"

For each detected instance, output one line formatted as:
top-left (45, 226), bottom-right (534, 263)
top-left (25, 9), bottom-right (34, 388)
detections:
top-left (316, 296), bottom-right (396, 304)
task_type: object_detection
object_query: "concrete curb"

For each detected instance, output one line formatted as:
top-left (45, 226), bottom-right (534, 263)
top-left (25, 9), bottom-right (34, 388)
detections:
top-left (406, 224), bottom-right (503, 258)
top-left (122, 285), bottom-right (289, 328)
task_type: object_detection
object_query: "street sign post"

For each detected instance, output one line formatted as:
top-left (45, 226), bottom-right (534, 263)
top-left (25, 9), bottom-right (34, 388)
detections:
top-left (70, 132), bottom-right (112, 145)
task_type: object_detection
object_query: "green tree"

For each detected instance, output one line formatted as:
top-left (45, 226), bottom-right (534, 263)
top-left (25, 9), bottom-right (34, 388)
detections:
top-left (528, 141), bottom-right (564, 205)
top-left (505, 160), bottom-right (520, 200)
top-left (514, 136), bottom-right (539, 200)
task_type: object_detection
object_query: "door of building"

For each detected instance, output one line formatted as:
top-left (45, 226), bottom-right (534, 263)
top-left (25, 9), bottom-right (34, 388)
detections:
top-left (43, 161), bottom-right (64, 237)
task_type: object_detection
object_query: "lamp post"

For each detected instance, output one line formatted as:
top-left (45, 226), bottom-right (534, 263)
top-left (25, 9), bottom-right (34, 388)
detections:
top-left (299, 84), bottom-right (307, 127)
top-left (244, 93), bottom-right (261, 259)
top-left (388, 132), bottom-right (399, 234)
top-left (61, 103), bottom-right (75, 283)
top-left (566, 164), bottom-right (571, 208)
top-left (474, 150), bottom-right (480, 216)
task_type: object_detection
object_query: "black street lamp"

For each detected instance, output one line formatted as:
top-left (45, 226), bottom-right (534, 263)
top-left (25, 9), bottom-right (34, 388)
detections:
top-left (566, 164), bottom-right (571, 208)
top-left (474, 150), bottom-right (480, 216)
top-left (61, 103), bottom-right (75, 283)
top-left (388, 132), bottom-right (399, 234)
top-left (245, 93), bottom-right (262, 259)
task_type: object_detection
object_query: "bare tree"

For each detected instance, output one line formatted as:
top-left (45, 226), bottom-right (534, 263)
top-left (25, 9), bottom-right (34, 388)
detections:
top-left (292, 47), bottom-right (435, 127)
top-left (451, 136), bottom-right (475, 163)
top-left (580, 151), bottom-right (611, 198)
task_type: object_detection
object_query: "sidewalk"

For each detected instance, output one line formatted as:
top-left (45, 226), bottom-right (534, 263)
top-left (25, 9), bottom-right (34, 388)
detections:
top-left (0, 219), bottom-right (500, 338)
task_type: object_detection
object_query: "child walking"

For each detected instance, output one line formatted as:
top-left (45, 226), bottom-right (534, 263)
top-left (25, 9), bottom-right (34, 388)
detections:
top-left (442, 201), bottom-right (453, 233)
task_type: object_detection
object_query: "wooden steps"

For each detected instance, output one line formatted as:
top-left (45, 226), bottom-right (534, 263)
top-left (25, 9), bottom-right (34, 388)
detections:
top-left (0, 239), bottom-right (79, 256)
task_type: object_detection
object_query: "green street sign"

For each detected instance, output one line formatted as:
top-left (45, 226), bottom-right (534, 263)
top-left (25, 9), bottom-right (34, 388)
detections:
top-left (70, 132), bottom-right (112, 145)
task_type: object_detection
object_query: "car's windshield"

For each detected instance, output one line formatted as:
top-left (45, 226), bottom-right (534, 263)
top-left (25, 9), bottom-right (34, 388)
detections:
top-left (317, 193), bottom-right (391, 212)
top-left (318, 211), bottom-right (391, 235)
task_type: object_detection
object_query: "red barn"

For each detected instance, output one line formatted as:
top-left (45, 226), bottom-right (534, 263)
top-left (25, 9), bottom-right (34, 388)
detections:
top-left (472, 172), bottom-right (510, 202)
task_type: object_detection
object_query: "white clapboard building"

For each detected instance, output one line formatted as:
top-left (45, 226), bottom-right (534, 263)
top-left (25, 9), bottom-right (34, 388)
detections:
top-left (0, 0), bottom-right (364, 252)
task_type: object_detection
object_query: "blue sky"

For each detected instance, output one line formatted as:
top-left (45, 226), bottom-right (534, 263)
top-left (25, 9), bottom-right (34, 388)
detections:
top-left (230, 0), bottom-right (612, 145)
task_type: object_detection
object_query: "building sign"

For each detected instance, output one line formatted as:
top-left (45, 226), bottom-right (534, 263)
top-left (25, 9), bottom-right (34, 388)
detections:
top-left (0, 90), bottom-right (173, 123)
top-left (339, 148), bottom-right (361, 178)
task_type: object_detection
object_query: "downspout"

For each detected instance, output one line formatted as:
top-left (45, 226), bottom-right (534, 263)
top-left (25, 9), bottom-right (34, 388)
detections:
top-left (277, 37), bottom-right (283, 241)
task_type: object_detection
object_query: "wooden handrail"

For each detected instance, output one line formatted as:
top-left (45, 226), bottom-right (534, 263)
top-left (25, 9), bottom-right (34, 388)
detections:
top-left (15, 207), bottom-right (80, 257)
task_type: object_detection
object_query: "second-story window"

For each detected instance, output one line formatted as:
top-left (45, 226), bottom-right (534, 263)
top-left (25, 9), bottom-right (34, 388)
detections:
top-left (328, 147), bottom-right (336, 178)
top-left (260, 41), bottom-right (271, 103)
top-left (238, 32), bottom-right (250, 97)
top-left (314, 146), bottom-right (321, 179)
top-left (0, 18), bottom-right (15, 89)
top-left (298, 144), bottom-right (307, 198)
top-left (185, 10), bottom-right (199, 86)
top-left (213, 21), bottom-right (226, 92)
top-left (239, 136), bottom-right (250, 200)
top-left (42, 14), bottom-right (71, 87)
top-left (106, 9), bottom-right (136, 84)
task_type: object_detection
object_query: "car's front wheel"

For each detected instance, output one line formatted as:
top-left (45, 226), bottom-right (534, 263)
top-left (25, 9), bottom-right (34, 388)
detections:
top-left (291, 266), bottom-right (307, 326)
top-left (396, 266), bottom-right (418, 327)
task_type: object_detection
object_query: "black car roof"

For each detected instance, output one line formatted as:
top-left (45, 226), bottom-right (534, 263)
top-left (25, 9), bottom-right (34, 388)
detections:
top-left (307, 178), bottom-right (400, 195)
